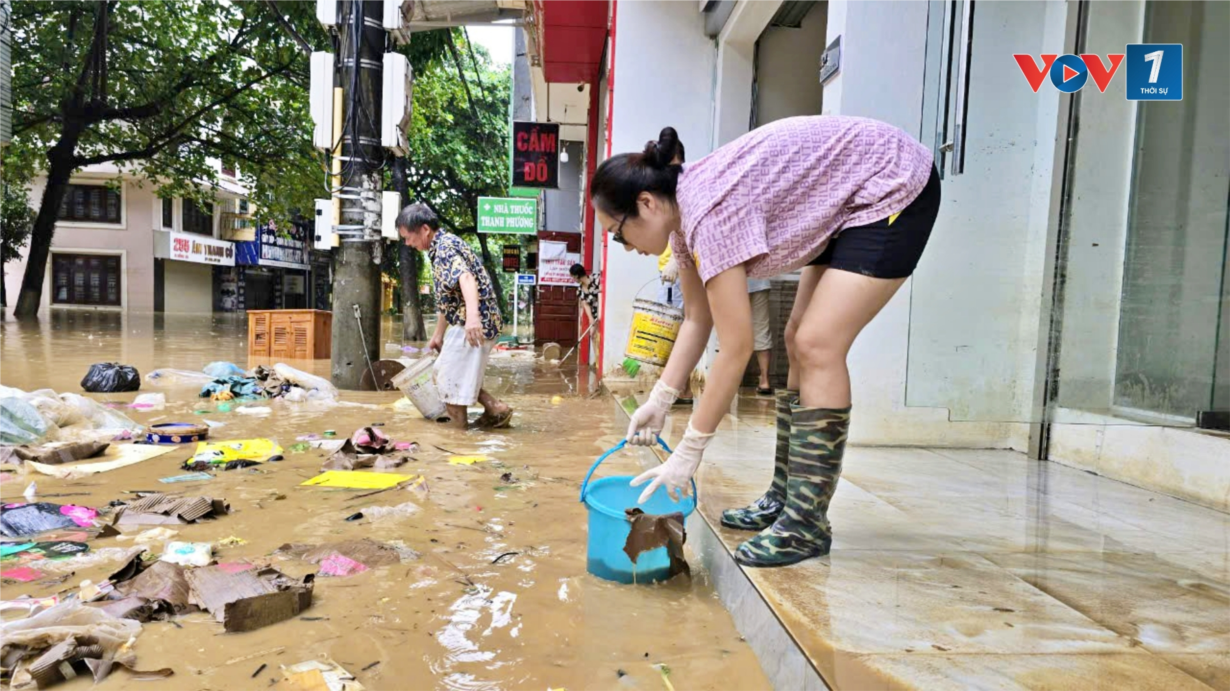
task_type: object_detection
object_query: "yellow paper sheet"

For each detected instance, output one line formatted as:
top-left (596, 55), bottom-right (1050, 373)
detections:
top-left (25, 444), bottom-right (175, 479)
top-left (193, 438), bottom-right (282, 462)
top-left (448, 455), bottom-right (488, 466)
top-left (300, 470), bottom-right (416, 489)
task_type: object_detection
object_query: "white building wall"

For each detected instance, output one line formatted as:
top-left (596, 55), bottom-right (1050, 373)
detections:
top-left (603, 0), bottom-right (716, 374)
top-left (821, 0), bottom-right (1062, 447)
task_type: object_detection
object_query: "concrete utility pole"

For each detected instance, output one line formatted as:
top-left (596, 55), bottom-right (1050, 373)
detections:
top-left (330, 0), bottom-right (383, 389)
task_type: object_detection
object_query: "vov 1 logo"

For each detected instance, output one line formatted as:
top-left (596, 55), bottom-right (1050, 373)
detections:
top-left (1012, 54), bottom-right (1124, 93)
top-left (1014, 45), bottom-right (1183, 101)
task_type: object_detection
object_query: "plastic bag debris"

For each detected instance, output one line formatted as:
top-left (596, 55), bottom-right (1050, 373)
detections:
top-left (0, 540), bottom-right (90, 562)
top-left (1, 599), bottom-right (171, 689)
top-left (0, 502), bottom-right (99, 537)
top-left (236, 405), bottom-right (273, 416)
top-left (159, 471), bottom-right (214, 484)
top-left (130, 393), bottom-right (166, 410)
top-left (32, 547), bottom-right (147, 577)
top-left (273, 363), bottom-right (338, 398)
top-left (318, 553), bottom-right (368, 577)
top-left (81, 363), bottom-right (141, 393)
top-left (116, 527), bottom-right (179, 545)
top-left (145, 368), bottom-right (217, 387)
top-left (1, 566), bottom-right (44, 582)
top-left (203, 361), bottom-right (246, 379)
top-left (23, 482), bottom-right (37, 502)
top-left (354, 502), bottom-right (419, 521)
top-left (1, 397), bottom-right (51, 445)
top-left (283, 658), bottom-right (366, 691)
top-left (160, 541), bottom-right (213, 567)
top-left (201, 376), bottom-right (266, 400)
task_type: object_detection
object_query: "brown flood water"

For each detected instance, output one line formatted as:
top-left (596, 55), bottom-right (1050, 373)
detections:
top-left (0, 312), bottom-right (768, 691)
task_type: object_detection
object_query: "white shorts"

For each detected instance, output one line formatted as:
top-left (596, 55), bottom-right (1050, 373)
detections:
top-left (656, 280), bottom-right (684, 310)
top-left (750, 290), bottom-right (772, 352)
top-left (433, 326), bottom-right (495, 406)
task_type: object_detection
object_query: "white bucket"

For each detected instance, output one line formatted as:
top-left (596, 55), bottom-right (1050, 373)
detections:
top-left (391, 356), bottom-right (447, 421)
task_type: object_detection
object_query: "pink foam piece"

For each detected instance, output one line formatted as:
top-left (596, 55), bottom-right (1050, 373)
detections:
top-left (216, 561), bottom-right (255, 574)
top-left (318, 553), bottom-right (368, 577)
top-left (1, 566), bottom-right (44, 582)
top-left (59, 505), bottom-right (98, 527)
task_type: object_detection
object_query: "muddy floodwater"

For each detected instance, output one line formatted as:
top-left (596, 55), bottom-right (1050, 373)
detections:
top-left (1, 312), bottom-right (768, 691)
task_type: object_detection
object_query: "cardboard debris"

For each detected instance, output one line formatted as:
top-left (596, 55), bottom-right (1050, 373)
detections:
top-left (22, 444), bottom-right (175, 479)
top-left (113, 493), bottom-right (229, 526)
top-left (0, 442), bottom-right (109, 466)
top-left (276, 538), bottom-right (418, 567)
top-left (623, 508), bottom-right (690, 579)
top-left (321, 429), bottom-right (414, 472)
top-left (115, 560), bottom-right (192, 611)
top-left (300, 471), bottom-right (415, 490)
top-left (185, 565), bottom-right (314, 633)
top-left (283, 659), bottom-right (366, 691)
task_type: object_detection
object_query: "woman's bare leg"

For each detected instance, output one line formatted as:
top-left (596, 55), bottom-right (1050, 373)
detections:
top-left (794, 269), bottom-right (906, 407)
top-left (784, 266), bottom-right (826, 392)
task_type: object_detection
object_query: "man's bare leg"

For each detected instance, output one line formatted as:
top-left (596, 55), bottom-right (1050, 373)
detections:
top-left (476, 389), bottom-right (513, 428)
top-left (445, 404), bottom-right (469, 430)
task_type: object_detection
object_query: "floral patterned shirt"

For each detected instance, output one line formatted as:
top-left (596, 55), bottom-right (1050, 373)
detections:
top-left (578, 273), bottom-right (601, 317)
top-left (429, 231), bottom-right (503, 341)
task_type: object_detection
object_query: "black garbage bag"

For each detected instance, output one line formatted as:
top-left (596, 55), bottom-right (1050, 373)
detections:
top-left (81, 363), bottom-right (141, 393)
top-left (0, 502), bottom-right (97, 538)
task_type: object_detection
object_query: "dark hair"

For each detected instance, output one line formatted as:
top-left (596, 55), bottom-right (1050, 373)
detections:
top-left (395, 203), bottom-right (439, 232)
top-left (569, 263), bottom-right (587, 278)
top-left (590, 127), bottom-right (685, 219)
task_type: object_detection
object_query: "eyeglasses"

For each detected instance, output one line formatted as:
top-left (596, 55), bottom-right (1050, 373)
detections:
top-left (609, 213), bottom-right (629, 245)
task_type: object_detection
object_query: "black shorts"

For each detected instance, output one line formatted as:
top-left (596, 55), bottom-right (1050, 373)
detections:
top-left (810, 165), bottom-right (941, 279)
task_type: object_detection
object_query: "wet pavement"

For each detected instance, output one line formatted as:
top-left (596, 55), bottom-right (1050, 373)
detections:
top-left (1, 312), bottom-right (769, 691)
top-left (652, 396), bottom-right (1230, 691)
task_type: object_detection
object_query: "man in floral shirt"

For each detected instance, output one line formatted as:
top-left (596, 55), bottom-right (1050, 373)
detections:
top-left (397, 204), bottom-right (512, 429)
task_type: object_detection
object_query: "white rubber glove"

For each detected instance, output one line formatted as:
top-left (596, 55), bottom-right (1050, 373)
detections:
top-left (626, 380), bottom-right (679, 447)
top-left (659, 256), bottom-right (679, 284)
top-left (630, 423), bottom-right (714, 504)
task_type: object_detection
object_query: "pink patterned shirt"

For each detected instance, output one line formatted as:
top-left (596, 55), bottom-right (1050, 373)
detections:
top-left (672, 116), bottom-right (934, 284)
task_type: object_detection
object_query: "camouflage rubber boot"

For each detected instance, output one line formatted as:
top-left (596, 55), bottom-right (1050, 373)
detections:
top-left (720, 390), bottom-right (797, 531)
top-left (734, 403), bottom-right (850, 568)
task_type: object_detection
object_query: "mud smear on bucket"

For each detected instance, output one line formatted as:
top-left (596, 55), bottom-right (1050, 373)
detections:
top-left (624, 508), bottom-right (690, 581)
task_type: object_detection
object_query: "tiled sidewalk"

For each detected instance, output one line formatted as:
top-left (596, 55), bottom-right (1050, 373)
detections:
top-left (626, 395), bottom-right (1229, 690)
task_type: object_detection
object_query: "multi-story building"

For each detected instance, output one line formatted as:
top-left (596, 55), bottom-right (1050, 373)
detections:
top-left (3, 161), bottom-right (324, 314)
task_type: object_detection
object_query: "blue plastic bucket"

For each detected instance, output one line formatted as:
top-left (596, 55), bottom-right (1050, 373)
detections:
top-left (579, 439), bottom-right (696, 584)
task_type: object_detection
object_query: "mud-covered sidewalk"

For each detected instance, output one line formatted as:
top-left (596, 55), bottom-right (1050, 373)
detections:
top-left (1, 312), bottom-right (768, 691)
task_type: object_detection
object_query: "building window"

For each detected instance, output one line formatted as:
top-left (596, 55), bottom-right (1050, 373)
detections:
top-left (237, 198), bottom-right (249, 215)
top-left (52, 253), bottom-right (122, 306)
top-left (161, 197), bottom-right (174, 229)
top-left (57, 184), bottom-right (121, 224)
top-left (221, 161), bottom-right (236, 178)
top-left (183, 198), bottom-right (213, 235)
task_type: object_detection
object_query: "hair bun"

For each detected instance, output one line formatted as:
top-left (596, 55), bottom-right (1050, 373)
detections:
top-left (642, 139), bottom-right (663, 168)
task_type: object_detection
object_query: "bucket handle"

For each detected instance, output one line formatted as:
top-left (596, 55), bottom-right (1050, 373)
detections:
top-left (579, 437), bottom-right (698, 504)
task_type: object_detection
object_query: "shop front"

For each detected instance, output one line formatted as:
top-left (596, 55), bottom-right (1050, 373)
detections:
top-left (221, 223), bottom-right (311, 312)
top-left (152, 230), bottom-right (235, 314)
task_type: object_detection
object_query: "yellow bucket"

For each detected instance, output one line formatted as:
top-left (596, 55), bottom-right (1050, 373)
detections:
top-left (625, 298), bottom-right (683, 367)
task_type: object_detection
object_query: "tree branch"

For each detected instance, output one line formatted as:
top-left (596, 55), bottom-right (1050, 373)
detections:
top-left (262, 0), bottom-right (314, 57)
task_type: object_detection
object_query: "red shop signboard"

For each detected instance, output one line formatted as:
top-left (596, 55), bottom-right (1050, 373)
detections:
top-left (512, 121), bottom-right (559, 189)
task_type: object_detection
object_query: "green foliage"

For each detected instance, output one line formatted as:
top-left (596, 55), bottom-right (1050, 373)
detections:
top-left (1, 184), bottom-right (35, 265)
top-left (7, 0), bottom-right (328, 226)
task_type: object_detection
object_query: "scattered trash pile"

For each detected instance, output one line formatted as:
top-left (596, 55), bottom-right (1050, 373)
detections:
top-left (0, 476), bottom-right (424, 689)
top-left (143, 362), bottom-right (339, 403)
top-left (0, 386), bottom-right (142, 446)
top-left (182, 438), bottom-right (284, 471)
